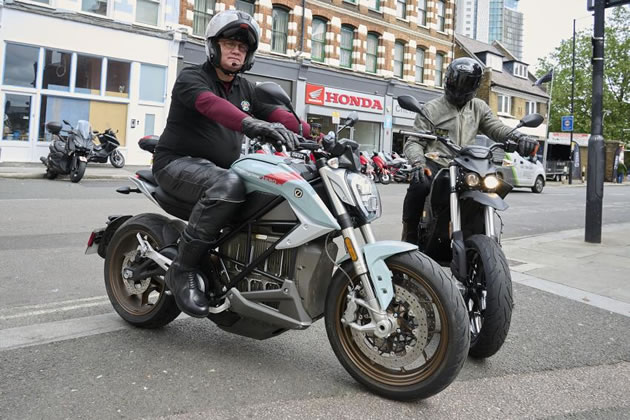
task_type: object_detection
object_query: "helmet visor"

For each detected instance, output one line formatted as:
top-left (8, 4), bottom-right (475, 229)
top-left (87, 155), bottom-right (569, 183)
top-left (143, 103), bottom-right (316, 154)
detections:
top-left (446, 72), bottom-right (481, 95)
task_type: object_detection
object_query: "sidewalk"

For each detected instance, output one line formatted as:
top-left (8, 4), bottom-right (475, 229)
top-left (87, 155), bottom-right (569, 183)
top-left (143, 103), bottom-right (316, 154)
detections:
top-left (503, 223), bottom-right (630, 317)
top-left (0, 162), bottom-right (148, 180)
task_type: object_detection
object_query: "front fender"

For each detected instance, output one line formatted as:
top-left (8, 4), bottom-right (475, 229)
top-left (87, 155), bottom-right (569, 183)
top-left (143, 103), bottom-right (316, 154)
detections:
top-left (336, 240), bottom-right (418, 310)
top-left (461, 190), bottom-right (509, 211)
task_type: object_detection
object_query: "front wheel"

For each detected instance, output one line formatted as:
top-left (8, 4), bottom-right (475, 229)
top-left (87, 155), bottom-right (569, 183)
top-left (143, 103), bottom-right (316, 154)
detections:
top-left (464, 234), bottom-right (513, 358)
top-left (325, 251), bottom-right (469, 401)
top-left (104, 213), bottom-right (185, 328)
top-left (70, 160), bottom-right (87, 183)
top-left (531, 176), bottom-right (544, 193)
top-left (110, 150), bottom-right (125, 168)
top-left (379, 172), bottom-right (391, 185)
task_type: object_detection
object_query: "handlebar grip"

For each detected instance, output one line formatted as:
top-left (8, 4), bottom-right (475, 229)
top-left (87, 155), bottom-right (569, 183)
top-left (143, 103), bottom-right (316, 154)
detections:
top-left (297, 140), bottom-right (320, 151)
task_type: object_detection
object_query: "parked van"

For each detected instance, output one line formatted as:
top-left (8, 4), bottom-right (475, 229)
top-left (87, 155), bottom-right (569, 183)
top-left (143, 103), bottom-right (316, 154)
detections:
top-left (497, 151), bottom-right (546, 193)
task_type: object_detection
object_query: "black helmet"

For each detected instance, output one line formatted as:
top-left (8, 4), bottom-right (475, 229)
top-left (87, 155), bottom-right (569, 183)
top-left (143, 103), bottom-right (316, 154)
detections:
top-left (444, 57), bottom-right (483, 108)
top-left (205, 10), bottom-right (260, 74)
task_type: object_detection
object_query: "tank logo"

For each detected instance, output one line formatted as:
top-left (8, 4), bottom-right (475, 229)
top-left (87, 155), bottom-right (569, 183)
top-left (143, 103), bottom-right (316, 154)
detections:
top-left (241, 100), bottom-right (251, 112)
top-left (260, 172), bottom-right (302, 185)
top-left (294, 188), bottom-right (303, 198)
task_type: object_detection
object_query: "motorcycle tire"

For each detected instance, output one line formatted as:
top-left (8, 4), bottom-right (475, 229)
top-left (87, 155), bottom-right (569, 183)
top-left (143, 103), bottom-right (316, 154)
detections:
top-left (70, 161), bottom-right (87, 183)
top-left (464, 234), bottom-right (513, 359)
top-left (110, 150), bottom-right (125, 168)
top-left (325, 251), bottom-right (469, 401)
top-left (104, 213), bottom-right (185, 328)
top-left (379, 173), bottom-right (391, 185)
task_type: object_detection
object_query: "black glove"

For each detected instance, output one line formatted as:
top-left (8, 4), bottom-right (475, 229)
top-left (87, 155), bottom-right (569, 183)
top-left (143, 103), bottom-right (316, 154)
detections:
top-left (514, 134), bottom-right (539, 157)
top-left (241, 117), bottom-right (298, 151)
top-left (410, 163), bottom-right (426, 184)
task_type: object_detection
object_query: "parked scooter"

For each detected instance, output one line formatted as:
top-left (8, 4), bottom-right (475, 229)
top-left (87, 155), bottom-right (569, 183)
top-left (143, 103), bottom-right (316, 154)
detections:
top-left (89, 128), bottom-right (125, 168)
top-left (86, 82), bottom-right (470, 401)
top-left (371, 152), bottom-right (391, 184)
top-left (40, 120), bottom-right (93, 183)
top-left (397, 94), bottom-right (544, 358)
top-left (359, 151), bottom-right (375, 181)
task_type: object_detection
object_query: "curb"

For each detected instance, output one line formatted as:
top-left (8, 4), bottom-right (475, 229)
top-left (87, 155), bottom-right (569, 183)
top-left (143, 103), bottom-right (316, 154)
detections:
top-left (0, 172), bottom-right (133, 180)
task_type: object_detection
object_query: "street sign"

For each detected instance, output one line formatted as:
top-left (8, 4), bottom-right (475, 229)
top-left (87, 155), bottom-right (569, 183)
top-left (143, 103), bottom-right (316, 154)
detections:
top-left (561, 116), bottom-right (574, 132)
top-left (587, 0), bottom-right (630, 10)
top-left (332, 111), bottom-right (340, 124)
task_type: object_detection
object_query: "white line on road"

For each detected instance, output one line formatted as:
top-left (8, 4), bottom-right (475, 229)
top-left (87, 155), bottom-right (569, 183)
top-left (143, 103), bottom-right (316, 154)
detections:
top-left (0, 296), bottom-right (110, 320)
top-left (0, 301), bottom-right (111, 320)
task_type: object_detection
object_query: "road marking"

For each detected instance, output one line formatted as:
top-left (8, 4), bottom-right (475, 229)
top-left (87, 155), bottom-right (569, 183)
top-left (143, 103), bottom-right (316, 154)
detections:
top-left (0, 296), bottom-right (110, 320)
top-left (512, 271), bottom-right (630, 318)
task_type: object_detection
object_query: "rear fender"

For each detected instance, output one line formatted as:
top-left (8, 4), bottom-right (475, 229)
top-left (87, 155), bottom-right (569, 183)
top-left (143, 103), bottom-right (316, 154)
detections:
top-left (96, 215), bottom-right (133, 258)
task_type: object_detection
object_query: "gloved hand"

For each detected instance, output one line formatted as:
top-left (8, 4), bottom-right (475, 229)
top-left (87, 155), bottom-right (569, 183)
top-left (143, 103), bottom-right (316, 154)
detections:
top-left (241, 117), bottom-right (299, 151)
top-left (515, 134), bottom-right (539, 157)
top-left (410, 163), bottom-right (431, 184)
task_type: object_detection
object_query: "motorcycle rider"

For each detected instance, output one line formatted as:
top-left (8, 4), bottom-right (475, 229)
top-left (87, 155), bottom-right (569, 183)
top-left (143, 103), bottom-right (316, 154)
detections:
top-left (401, 57), bottom-right (539, 243)
top-left (152, 10), bottom-right (309, 317)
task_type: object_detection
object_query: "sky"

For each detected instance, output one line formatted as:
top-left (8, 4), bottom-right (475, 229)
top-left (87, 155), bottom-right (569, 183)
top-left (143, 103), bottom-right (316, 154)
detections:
top-left (520, 0), bottom-right (596, 70)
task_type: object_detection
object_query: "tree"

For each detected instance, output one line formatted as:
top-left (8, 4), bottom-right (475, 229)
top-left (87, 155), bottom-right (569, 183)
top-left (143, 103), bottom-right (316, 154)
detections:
top-left (537, 6), bottom-right (630, 144)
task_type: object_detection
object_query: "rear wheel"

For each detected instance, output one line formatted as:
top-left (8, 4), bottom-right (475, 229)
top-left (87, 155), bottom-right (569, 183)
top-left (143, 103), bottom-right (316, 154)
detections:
top-left (325, 251), bottom-right (469, 401)
top-left (464, 234), bottom-right (513, 358)
top-left (70, 161), bottom-right (87, 183)
top-left (110, 150), bottom-right (125, 168)
top-left (531, 176), bottom-right (544, 193)
top-left (379, 172), bottom-right (391, 185)
top-left (104, 213), bottom-right (185, 328)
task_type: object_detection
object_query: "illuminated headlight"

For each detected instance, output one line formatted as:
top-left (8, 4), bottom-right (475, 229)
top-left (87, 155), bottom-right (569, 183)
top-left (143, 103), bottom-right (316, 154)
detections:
top-left (346, 173), bottom-right (382, 221)
top-left (484, 175), bottom-right (500, 190)
top-left (464, 173), bottom-right (481, 187)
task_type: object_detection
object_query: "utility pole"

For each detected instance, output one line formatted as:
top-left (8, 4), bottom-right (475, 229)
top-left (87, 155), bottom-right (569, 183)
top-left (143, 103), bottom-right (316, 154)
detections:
top-left (569, 19), bottom-right (576, 185)
top-left (585, 0), bottom-right (606, 243)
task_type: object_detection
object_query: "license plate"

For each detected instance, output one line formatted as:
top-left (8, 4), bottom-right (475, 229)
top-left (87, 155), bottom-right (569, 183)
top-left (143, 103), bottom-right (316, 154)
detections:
top-left (79, 156), bottom-right (88, 162)
top-left (85, 228), bottom-right (105, 255)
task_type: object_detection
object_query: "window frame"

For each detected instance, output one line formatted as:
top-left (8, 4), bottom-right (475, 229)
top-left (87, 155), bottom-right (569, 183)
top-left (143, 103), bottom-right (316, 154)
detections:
top-left (435, 53), bottom-right (444, 87)
top-left (436, 0), bottom-right (446, 32)
top-left (394, 41), bottom-right (405, 78)
top-left (366, 33), bottom-right (379, 74)
top-left (526, 100), bottom-right (537, 115)
top-left (271, 6), bottom-right (289, 54)
top-left (135, 0), bottom-right (162, 27)
top-left (415, 48), bottom-right (425, 83)
top-left (192, 0), bottom-right (215, 37)
top-left (340, 25), bottom-right (354, 69)
top-left (498, 94), bottom-right (512, 114)
top-left (311, 18), bottom-right (327, 63)
top-left (417, 0), bottom-right (426, 26)
top-left (80, 0), bottom-right (113, 18)
top-left (396, 0), bottom-right (407, 19)
top-left (139, 63), bottom-right (167, 104)
top-left (235, 0), bottom-right (255, 16)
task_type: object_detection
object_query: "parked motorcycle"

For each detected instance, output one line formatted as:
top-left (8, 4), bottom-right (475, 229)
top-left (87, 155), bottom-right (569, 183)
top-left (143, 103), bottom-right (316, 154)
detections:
top-left (89, 128), bottom-right (125, 168)
top-left (359, 151), bottom-right (376, 181)
top-left (397, 95), bottom-right (543, 359)
top-left (40, 119), bottom-right (93, 183)
top-left (86, 83), bottom-right (469, 401)
top-left (371, 152), bottom-right (391, 184)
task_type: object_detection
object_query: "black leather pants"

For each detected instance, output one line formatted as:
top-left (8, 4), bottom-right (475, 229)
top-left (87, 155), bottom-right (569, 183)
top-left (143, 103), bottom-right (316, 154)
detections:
top-left (401, 160), bottom-right (440, 244)
top-left (154, 157), bottom-right (246, 242)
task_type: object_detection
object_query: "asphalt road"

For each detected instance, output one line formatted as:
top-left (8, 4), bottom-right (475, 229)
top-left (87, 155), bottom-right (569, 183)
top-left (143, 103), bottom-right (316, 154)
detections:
top-left (1, 179), bottom-right (629, 419)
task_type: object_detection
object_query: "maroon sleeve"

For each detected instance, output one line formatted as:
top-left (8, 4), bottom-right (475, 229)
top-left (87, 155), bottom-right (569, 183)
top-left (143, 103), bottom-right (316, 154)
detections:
top-left (194, 91), bottom-right (249, 132)
top-left (267, 108), bottom-right (311, 137)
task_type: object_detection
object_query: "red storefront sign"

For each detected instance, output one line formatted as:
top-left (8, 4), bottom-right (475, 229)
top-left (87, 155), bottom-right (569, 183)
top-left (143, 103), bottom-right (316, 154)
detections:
top-left (305, 84), bottom-right (385, 114)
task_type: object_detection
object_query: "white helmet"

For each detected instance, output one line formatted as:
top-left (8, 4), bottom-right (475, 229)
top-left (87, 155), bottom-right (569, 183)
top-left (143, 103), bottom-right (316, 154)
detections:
top-left (205, 10), bottom-right (260, 74)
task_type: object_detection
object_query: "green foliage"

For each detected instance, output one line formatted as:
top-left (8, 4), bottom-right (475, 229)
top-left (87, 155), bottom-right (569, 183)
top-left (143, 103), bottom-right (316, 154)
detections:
top-left (536, 6), bottom-right (630, 144)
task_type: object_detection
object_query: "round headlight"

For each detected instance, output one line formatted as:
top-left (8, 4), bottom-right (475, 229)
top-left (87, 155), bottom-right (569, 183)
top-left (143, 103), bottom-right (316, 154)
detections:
top-left (484, 175), bottom-right (499, 189)
top-left (464, 173), bottom-right (481, 187)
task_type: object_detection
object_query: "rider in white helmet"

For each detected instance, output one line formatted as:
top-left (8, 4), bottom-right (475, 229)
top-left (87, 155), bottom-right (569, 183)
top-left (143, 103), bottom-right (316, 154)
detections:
top-left (153, 10), bottom-right (310, 317)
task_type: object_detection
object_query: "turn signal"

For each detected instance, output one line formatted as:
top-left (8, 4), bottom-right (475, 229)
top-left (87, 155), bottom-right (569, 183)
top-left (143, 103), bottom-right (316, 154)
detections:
top-left (344, 238), bottom-right (358, 261)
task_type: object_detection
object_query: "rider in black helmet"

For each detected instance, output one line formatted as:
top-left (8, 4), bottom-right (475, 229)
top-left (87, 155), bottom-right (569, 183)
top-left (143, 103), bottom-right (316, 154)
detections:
top-left (153, 10), bottom-right (310, 318)
top-left (401, 57), bottom-right (539, 244)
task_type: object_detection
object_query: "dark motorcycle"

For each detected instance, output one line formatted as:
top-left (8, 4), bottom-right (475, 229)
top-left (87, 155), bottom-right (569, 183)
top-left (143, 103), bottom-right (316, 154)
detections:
top-left (40, 120), bottom-right (93, 183)
top-left (85, 83), bottom-right (470, 401)
top-left (397, 95), bottom-right (543, 359)
top-left (89, 128), bottom-right (125, 168)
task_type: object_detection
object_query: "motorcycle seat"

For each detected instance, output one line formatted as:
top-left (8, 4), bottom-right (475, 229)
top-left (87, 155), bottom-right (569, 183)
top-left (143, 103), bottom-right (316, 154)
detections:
top-left (136, 169), bottom-right (155, 184)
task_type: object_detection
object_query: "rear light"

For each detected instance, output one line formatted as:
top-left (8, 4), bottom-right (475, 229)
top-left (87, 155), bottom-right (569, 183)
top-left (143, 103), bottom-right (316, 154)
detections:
top-left (87, 231), bottom-right (96, 247)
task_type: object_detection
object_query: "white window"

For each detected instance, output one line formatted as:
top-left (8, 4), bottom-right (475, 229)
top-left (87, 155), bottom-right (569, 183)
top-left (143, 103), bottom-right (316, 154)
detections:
top-left (435, 53), bottom-right (444, 87)
top-left (82, 0), bottom-right (109, 16)
top-left (436, 0), bottom-right (445, 31)
top-left (486, 54), bottom-right (503, 71)
top-left (396, 0), bottom-right (407, 19)
top-left (139, 64), bottom-right (166, 103)
top-left (498, 95), bottom-right (511, 114)
top-left (526, 101), bottom-right (537, 115)
top-left (417, 0), bottom-right (426, 26)
top-left (136, 0), bottom-right (160, 26)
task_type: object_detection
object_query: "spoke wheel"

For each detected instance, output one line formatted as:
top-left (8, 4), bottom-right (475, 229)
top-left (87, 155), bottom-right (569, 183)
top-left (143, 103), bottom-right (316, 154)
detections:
top-left (110, 150), bottom-right (125, 168)
top-left (104, 214), bottom-right (184, 328)
top-left (464, 234), bottom-right (513, 358)
top-left (325, 251), bottom-right (469, 401)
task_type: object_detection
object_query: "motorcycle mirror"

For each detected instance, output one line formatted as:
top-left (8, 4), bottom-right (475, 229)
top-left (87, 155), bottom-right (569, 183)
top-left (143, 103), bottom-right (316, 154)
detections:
top-left (63, 120), bottom-right (71, 126)
top-left (519, 113), bottom-right (544, 128)
top-left (255, 82), bottom-right (303, 136)
top-left (344, 111), bottom-right (359, 127)
top-left (397, 95), bottom-right (436, 132)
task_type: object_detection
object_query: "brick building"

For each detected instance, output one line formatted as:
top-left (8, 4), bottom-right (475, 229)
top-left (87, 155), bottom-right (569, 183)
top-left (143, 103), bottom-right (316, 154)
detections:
top-left (176, 0), bottom-right (457, 153)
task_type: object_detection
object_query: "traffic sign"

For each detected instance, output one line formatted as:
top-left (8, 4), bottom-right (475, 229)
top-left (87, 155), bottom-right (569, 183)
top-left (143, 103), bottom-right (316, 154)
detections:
top-left (561, 116), bottom-right (574, 132)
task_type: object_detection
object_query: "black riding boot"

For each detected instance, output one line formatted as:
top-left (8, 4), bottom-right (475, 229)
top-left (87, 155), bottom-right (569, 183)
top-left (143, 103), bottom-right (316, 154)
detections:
top-left (165, 231), bottom-right (211, 318)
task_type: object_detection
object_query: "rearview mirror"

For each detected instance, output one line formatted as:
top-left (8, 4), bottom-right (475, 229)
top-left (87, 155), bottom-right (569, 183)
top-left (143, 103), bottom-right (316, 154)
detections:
top-left (519, 113), bottom-right (544, 128)
top-left (344, 111), bottom-right (359, 127)
top-left (397, 95), bottom-right (423, 114)
top-left (255, 82), bottom-right (293, 111)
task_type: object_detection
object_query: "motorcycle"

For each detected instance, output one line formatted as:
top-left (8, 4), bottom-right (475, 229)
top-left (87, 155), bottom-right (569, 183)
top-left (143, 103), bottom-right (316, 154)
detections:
top-left (85, 82), bottom-right (469, 401)
top-left (40, 119), bottom-right (93, 183)
top-left (371, 152), bottom-right (391, 184)
top-left (88, 128), bottom-right (125, 168)
top-left (396, 95), bottom-right (543, 359)
top-left (359, 151), bottom-right (376, 181)
top-left (383, 152), bottom-right (414, 183)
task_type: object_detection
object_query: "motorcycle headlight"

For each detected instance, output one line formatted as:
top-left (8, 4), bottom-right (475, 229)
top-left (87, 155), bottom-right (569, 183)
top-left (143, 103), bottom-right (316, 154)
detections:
top-left (346, 173), bottom-right (382, 222)
top-left (464, 172), bottom-right (481, 188)
top-left (484, 175), bottom-right (500, 190)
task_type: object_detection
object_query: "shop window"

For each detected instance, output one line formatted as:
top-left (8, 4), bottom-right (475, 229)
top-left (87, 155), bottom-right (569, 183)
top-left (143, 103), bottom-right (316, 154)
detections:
top-left (311, 18), bottom-right (326, 62)
top-left (2, 43), bottom-right (39, 89)
top-left (2, 94), bottom-right (31, 142)
top-left (193, 0), bottom-right (215, 36)
top-left (137, 0), bottom-right (160, 26)
top-left (437, 0), bottom-right (446, 31)
top-left (235, 0), bottom-right (255, 16)
top-left (396, 0), bottom-right (406, 19)
top-left (417, 0), bottom-right (426, 26)
top-left (366, 33), bottom-right (379, 74)
top-left (75, 55), bottom-right (102, 94)
top-left (354, 121), bottom-right (381, 153)
top-left (139, 64), bottom-right (166, 103)
top-left (340, 25), bottom-right (354, 68)
top-left (415, 48), bottom-right (425, 83)
top-left (272, 7), bottom-right (289, 53)
top-left (105, 59), bottom-right (130, 98)
top-left (82, 0), bottom-right (108, 15)
top-left (435, 53), bottom-right (444, 87)
top-left (42, 49), bottom-right (71, 92)
top-left (394, 42), bottom-right (404, 78)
